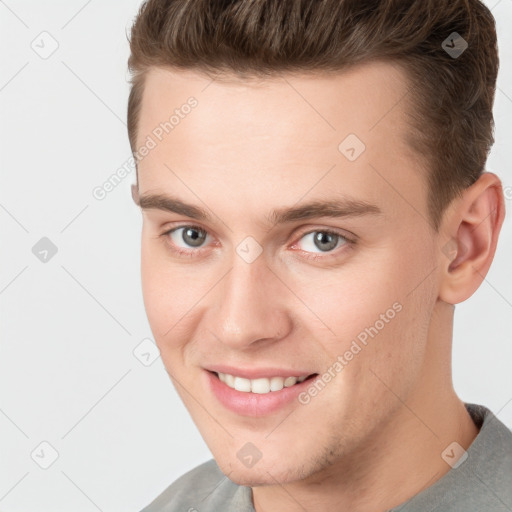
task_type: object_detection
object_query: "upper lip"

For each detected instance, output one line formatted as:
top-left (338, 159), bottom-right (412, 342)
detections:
top-left (205, 365), bottom-right (317, 380)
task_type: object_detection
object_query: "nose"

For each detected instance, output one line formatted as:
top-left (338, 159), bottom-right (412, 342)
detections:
top-left (206, 252), bottom-right (293, 351)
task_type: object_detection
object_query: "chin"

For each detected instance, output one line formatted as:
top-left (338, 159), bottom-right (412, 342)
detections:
top-left (218, 458), bottom-right (307, 487)
top-left (228, 469), bottom-right (294, 487)
top-left (228, 471), bottom-right (273, 487)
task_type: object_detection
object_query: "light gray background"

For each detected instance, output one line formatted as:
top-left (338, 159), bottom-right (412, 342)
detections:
top-left (0, 1), bottom-right (511, 511)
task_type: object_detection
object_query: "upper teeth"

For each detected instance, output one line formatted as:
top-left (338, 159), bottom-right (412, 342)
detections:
top-left (217, 372), bottom-right (309, 394)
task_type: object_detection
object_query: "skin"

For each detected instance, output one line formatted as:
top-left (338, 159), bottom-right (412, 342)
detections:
top-left (132, 61), bottom-right (505, 511)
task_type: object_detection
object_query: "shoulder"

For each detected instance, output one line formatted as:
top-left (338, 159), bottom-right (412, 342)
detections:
top-left (140, 458), bottom-right (253, 512)
top-left (464, 403), bottom-right (512, 504)
top-left (392, 403), bottom-right (512, 511)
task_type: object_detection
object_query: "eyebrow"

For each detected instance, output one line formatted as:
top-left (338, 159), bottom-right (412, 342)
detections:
top-left (135, 190), bottom-right (382, 225)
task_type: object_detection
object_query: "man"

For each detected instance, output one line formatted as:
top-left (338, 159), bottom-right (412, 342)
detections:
top-left (127, 0), bottom-right (512, 510)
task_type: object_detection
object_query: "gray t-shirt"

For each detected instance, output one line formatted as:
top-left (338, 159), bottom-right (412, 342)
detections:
top-left (140, 403), bottom-right (512, 511)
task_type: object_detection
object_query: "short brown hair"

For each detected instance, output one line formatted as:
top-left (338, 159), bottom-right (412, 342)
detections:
top-left (127, 0), bottom-right (499, 230)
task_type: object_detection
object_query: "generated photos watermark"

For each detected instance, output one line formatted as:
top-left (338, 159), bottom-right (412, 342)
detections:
top-left (92, 96), bottom-right (198, 201)
top-left (298, 301), bottom-right (403, 405)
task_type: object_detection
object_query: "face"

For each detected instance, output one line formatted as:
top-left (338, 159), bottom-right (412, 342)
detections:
top-left (136, 62), bottom-right (443, 486)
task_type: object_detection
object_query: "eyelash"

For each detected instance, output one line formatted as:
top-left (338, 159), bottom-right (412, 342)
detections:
top-left (159, 224), bottom-right (356, 261)
top-left (291, 230), bottom-right (355, 261)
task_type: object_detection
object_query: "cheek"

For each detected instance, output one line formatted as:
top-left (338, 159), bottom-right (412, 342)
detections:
top-left (140, 237), bottom-right (217, 366)
top-left (291, 241), bottom-right (434, 368)
top-left (289, 256), bottom-right (401, 337)
top-left (140, 239), bottom-right (191, 338)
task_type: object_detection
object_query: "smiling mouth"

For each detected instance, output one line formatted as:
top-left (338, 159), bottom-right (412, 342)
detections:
top-left (210, 370), bottom-right (318, 394)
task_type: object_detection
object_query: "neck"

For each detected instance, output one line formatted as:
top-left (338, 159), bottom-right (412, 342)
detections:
top-left (251, 301), bottom-right (479, 512)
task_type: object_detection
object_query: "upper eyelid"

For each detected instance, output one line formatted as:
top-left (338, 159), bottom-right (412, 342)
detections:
top-left (164, 224), bottom-right (353, 247)
top-left (166, 225), bottom-right (212, 243)
top-left (164, 224), bottom-right (349, 236)
top-left (296, 227), bottom-right (351, 239)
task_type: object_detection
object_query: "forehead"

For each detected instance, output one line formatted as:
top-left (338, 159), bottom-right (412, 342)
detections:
top-left (135, 61), bottom-right (427, 226)
top-left (137, 60), bottom-right (412, 143)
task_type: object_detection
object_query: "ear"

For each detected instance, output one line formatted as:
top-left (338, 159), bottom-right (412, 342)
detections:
top-left (438, 172), bottom-right (506, 305)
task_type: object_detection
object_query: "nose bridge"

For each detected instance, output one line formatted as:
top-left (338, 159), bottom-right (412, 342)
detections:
top-left (211, 252), bottom-right (291, 348)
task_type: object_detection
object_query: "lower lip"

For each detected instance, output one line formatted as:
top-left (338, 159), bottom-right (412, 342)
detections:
top-left (205, 370), bottom-right (318, 417)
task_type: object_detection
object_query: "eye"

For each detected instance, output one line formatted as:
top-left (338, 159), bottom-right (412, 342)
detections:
top-left (294, 229), bottom-right (349, 254)
top-left (166, 225), bottom-right (210, 249)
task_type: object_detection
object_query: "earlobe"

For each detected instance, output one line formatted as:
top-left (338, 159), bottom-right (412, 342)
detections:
top-left (438, 172), bottom-right (505, 305)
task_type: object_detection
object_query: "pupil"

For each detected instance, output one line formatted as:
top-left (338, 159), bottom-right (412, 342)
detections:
top-left (183, 228), bottom-right (206, 247)
top-left (314, 232), bottom-right (337, 251)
